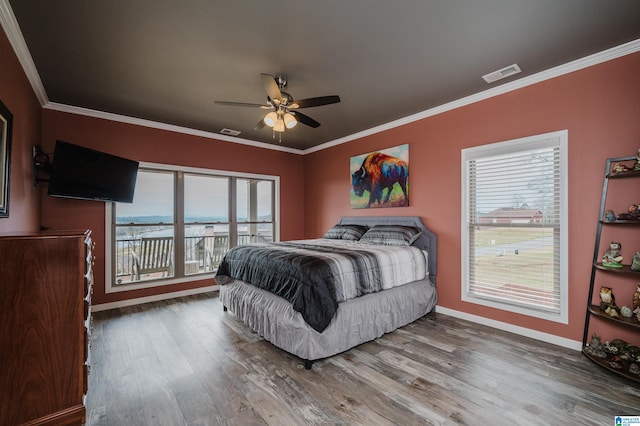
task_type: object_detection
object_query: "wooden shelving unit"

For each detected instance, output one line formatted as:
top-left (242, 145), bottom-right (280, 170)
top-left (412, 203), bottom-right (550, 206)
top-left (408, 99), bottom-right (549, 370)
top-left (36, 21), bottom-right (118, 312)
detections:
top-left (587, 305), bottom-right (640, 328)
top-left (581, 350), bottom-right (640, 384)
top-left (582, 155), bottom-right (640, 384)
top-left (594, 263), bottom-right (640, 274)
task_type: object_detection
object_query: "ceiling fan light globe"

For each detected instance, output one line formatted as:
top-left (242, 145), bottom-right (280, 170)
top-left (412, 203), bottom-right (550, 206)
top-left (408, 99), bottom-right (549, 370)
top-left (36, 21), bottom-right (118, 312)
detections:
top-left (284, 113), bottom-right (297, 129)
top-left (263, 111), bottom-right (278, 127)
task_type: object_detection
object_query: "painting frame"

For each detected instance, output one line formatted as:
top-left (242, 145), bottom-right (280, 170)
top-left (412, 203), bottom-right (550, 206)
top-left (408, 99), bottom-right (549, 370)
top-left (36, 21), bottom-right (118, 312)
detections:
top-left (0, 99), bottom-right (13, 218)
top-left (350, 144), bottom-right (409, 209)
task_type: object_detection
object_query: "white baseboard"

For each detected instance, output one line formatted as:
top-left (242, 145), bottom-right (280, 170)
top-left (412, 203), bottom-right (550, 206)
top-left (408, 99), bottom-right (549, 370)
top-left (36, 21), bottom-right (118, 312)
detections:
top-left (435, 305), bottom-right (582, 351)
top-left (92, 285), bottom-right (219, 312)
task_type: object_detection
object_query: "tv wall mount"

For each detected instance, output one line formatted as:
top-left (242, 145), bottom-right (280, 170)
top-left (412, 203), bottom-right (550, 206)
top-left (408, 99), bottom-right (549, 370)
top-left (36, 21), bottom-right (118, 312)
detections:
top-left (33, 145), bottom-right (52, 187)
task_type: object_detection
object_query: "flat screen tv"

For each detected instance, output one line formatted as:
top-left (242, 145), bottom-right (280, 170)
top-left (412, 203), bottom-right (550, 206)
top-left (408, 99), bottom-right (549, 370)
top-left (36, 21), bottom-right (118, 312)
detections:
top-left (47, 140), bottom-right (139, 203)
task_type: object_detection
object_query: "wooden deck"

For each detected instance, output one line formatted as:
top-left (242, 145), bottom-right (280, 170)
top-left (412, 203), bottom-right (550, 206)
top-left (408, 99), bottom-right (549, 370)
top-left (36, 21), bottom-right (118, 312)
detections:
top-left (86, 292), bottom-right (640, 425)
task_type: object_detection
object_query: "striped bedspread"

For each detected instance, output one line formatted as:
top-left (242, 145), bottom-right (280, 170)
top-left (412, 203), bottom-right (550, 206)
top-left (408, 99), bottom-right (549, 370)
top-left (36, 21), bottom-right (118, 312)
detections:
top-left (215, 239), bottom-right (427, 332)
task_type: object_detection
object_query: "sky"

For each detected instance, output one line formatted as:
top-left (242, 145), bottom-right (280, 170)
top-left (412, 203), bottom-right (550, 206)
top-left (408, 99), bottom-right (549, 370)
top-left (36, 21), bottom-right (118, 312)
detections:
top-left (116, 170), bottom-right (272, 220)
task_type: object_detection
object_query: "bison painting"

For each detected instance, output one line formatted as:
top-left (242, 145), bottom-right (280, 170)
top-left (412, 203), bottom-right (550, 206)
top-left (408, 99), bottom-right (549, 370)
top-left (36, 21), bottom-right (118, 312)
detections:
top-left (351, 151), bottom-right (408, 208)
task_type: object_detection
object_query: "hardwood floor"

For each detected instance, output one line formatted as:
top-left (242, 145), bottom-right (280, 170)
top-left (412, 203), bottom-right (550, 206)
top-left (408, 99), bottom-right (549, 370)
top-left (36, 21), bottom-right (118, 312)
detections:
top-left (86, 292), bottom-right (639, 425)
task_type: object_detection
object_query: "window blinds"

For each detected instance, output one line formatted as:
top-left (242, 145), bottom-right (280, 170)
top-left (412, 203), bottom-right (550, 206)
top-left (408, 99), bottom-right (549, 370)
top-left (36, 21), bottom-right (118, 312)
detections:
top-left (466, 145), bottom-right (561, 313)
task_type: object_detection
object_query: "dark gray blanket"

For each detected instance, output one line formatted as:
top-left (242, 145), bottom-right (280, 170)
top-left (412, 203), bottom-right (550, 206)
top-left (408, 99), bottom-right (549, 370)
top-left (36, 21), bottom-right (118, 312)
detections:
top-left (216, 242), bottom-right (342, 332)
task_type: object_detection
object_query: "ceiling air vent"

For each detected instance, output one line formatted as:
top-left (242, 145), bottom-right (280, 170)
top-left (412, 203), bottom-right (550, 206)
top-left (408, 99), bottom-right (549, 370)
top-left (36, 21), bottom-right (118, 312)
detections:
top-left (482, 64), bottom-right (522, 83)
top-left (220, 128), bottom-right (241, 136)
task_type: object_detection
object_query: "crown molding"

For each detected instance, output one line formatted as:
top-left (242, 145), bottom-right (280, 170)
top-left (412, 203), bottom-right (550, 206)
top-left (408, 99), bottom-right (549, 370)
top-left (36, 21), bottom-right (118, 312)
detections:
top-left (44, 102), bottom-right (303, 155)
top-left (0, 0), bottom-right (48, 105)
top-left (302, 37), bottom-right (640, 154)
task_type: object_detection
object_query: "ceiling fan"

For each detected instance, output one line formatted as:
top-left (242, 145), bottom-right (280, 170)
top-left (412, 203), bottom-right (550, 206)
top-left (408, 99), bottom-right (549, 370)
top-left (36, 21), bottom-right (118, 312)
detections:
top-left (215, 73), bottom-right (341, 133)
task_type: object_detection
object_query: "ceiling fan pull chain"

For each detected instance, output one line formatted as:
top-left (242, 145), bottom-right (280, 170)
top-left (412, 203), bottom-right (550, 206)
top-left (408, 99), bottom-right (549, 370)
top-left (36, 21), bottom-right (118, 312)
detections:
top-left (271, 128), bottom-right (282, 143)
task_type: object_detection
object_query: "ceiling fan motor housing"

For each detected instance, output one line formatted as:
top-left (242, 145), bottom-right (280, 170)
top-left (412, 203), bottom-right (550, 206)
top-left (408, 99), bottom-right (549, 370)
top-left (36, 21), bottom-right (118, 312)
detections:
top-left (275, 75), bottom-right (288, 90)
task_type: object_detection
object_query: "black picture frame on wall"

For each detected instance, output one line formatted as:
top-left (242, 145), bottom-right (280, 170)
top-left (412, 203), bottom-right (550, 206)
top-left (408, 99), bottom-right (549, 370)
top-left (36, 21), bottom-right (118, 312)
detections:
top-left (0, 99), bottom-right (13, 218)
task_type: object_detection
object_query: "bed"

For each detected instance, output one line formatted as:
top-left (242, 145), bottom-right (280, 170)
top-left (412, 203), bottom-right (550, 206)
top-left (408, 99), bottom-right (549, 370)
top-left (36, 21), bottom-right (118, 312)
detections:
top-left (216, 216), bottom-right (437, 369)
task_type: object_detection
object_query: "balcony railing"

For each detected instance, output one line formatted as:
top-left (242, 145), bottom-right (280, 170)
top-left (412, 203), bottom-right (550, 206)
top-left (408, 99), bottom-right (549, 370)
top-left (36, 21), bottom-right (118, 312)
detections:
top-left (114, 233), bottom-right (272, 284)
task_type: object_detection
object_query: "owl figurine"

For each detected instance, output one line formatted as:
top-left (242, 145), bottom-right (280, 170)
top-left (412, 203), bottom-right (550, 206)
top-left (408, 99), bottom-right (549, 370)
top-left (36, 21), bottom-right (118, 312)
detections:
top-left (584, 334), bottom-right (607, 359)
top-left (602, 242), bottom-right (623, 268)
top-left (600, 286), bottom-right (617, 309)
top-left (633, 283), bottom-right (640, 311)
top-left (632, 252), bottom-right (640, 272)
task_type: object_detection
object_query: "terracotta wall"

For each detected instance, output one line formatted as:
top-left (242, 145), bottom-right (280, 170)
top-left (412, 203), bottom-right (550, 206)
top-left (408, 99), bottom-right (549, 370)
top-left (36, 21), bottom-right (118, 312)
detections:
top-left (40, 110), bottom-right (306, 305)
top-left (0, 30), bottom-right (42, 233)
top-left (304, 52), bottom-right (640, 344)
top-left (4, 21), bottom-right (639, 343)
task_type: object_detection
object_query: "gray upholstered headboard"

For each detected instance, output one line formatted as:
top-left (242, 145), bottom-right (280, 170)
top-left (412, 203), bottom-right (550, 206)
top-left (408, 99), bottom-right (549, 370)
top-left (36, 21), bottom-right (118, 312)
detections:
top-left (337, 216), bottom-right (437, 284)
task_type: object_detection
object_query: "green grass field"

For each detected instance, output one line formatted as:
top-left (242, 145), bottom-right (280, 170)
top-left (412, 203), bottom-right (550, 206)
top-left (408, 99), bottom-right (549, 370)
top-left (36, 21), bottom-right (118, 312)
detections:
top-left (473, 227), bottom-right (553, 247)
top-left (472, 227), bottom-right (555, 290)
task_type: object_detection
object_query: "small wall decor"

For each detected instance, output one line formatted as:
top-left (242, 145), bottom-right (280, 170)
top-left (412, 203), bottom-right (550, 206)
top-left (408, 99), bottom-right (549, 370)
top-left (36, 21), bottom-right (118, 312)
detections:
top-left (0, 99), bottom-right (13, 218)
top-left (350, 144), bottom-right (409, 208)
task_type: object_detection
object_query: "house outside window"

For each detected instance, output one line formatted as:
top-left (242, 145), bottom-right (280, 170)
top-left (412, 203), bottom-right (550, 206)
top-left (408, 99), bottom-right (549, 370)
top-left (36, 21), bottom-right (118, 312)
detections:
top-left (461, 130), bottom-right (568, 323)
top-left (106, 163), bottom-right (279, 293)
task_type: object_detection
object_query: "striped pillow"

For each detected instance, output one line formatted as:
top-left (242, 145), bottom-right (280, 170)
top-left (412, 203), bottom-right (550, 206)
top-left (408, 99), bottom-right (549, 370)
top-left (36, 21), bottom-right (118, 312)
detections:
top-left (359, 225), bottom-right (423, 246)
top-left (323, 224), bottom-right (369, 241)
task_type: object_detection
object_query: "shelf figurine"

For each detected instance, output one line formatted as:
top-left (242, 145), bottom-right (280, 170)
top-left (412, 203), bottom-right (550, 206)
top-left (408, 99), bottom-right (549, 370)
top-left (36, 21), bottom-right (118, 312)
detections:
top-left (605, 338), bottom-right (629, 355)
top-left (604, 209), bottom-right (616, 222)
top-left (584, 334), bottom-right (607, 359)
top-left (620, 305), bottom-right (633, 318)
top-left (633, 283), bottom-right (640, 311)
top-left (604, 339), bottom-right (629, 370)
top-left (612, 162), bottom-right (631, 173)
top-left (599, 285), bottom-right (619, 317)
top-left (623, 345), bottom-right (640, 363)
top-left (599, 285), bottom-right (617, 309)
top-left (634, 148), bottom-right (640, 171)
top-left (602, 242), bottom-right (623, 268)
top-left (622, 345), bottom-right (640, 375)
top-left (617, 204), bottom-right (640, 221)
top-left (632, 252), bottom-right (640, 272)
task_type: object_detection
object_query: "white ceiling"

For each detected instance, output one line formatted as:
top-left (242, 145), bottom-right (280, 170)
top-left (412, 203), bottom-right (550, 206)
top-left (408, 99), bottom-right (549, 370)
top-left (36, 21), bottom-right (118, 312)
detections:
top-left (4, 0), bottom-right (640, 152)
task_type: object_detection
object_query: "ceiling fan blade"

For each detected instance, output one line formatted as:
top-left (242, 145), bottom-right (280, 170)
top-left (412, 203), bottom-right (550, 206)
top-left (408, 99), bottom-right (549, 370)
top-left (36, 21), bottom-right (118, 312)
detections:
top-left (290, 95), bottom-right (340, 109)
top-left (291, 111), bottom-right (321, 128)
top-left (261, 73), bottom-right (282, 103)
top-left (254, 118), bottom-right (266, 130)
top-left (214, 101), bottom-right (271, 109)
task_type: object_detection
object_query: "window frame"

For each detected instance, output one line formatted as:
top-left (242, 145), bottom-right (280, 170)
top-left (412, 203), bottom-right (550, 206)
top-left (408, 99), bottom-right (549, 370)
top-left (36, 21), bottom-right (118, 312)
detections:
top-left (460, 130), bottom-right (568, 323)
top-left (105, 162), bottom-right (280, 294)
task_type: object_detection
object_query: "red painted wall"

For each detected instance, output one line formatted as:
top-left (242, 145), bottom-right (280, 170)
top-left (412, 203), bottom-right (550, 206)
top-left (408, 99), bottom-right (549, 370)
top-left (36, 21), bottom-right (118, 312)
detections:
top-left (0, 30), bottom-right (42, 233)
top-left (304, 52), bottom-right (640, 344)
top-left (40, 110), bottom-right (306, 305)
top-left (4, 22), bottom-right (639, 343)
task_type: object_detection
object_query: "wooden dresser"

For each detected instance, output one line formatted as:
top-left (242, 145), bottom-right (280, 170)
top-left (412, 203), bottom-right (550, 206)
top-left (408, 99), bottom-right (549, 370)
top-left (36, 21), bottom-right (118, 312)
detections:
top-left (0, 230), bottom-right (93, 426)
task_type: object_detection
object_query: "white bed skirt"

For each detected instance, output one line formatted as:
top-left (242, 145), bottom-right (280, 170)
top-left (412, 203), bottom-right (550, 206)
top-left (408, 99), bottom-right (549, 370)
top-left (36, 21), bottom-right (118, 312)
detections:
top-left (219, 278), bottom-right (437, 362)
